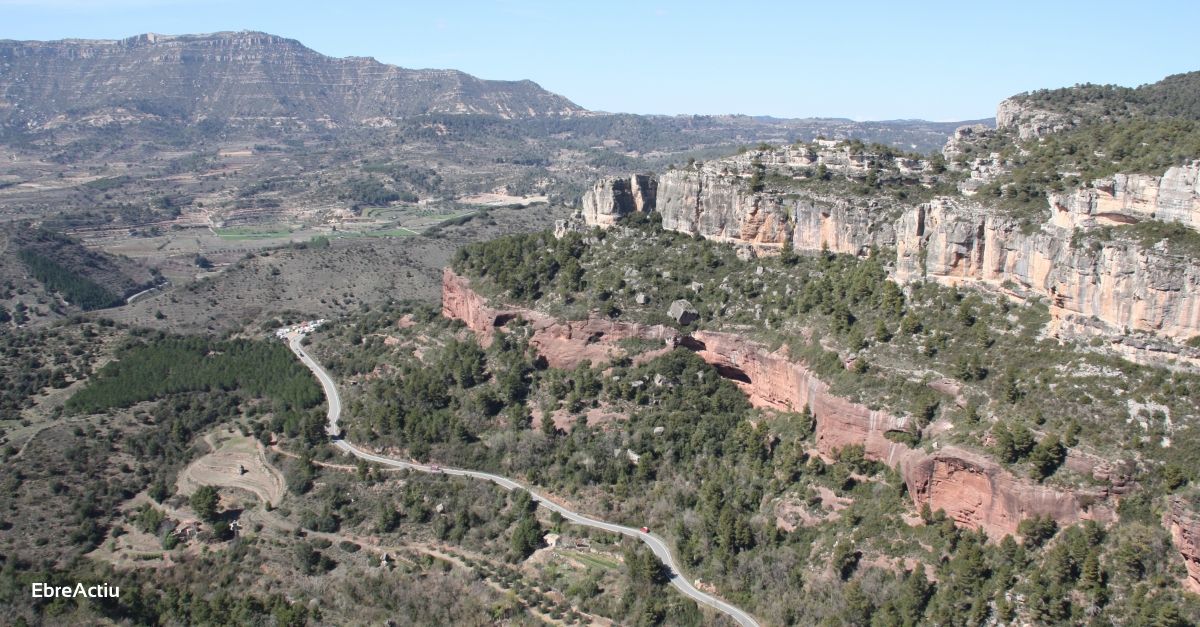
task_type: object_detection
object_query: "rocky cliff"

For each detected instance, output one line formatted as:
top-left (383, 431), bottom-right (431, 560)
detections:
top-left (576, 153), bottom-right (1200, 345)
top-left (442, 268), bottom-right (677, 368)
top-left (995, 98), bottom-right (1077, 140)
top-left (441, 268), bottom-right (1118, 539)
top-left (1167, 497), bottom-right (1200, 594)
top-left (656, 168), bottom-right (793, 247)
top-left (892, 197), bottom-right (1200, 341)
top-left (582, 160), bottom-right (896, 257)
top-left (0, 31), bottom-right (583, 126)
top-left (579, 175), bottom-right (657, 228)
top-left (1048, 163), bottom-right (1200, 231)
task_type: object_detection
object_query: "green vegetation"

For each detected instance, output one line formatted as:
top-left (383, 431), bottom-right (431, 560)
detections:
top-left (454, 230), bottom-right (586, 301)
top-left (189, 485), bottom-right (220, 522)
top-left (66, 333), bottom-right (322, 414)
top-left (980, 118), bottom-right (1200, 219)
top-left (18, 248), bottom-right (123, 310)
top-left (976, 72), bottom-right (1200, 222)
top-left (313, 297), bottom-right (1199, 624)
top-left (340, 176), bottom-right (401, 207)
top-left (213, 226), bottom-right (293, 240)
top-left (1122, 220), bottom-right (1200, 257)
top-left (736, 141), bottom-right (962, 203)
top-left (422, 216), bottom-right (1200, 621)
top-left (1015, 71), bottom-right (1200, 121)
top-left (82, 175), bottom-right (132, 191)
top-left (0, 322), bottom-right (108, 412)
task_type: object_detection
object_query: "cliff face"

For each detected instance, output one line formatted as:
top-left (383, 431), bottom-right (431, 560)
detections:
top-left (685, 330), bottom-right (913, 465)
top-left (656, 169), bottom-right (792, 247)
top-left (685, 328), bottom-right (1115, 538)
top-left (1049, 163), bottom-right (1200, 231)
top-left (579, 175), bottom-right (657, 228)
top-left (652, 166), bottom-right (893, 255)
top-left (441, 269), bottom-right (1117, 539)
top-left (442, 268), bottom-right (677, 368)
top-left (995, 98), bottom-right (1077, 140)
top-left (1167, 497), bottom-right (1200, 594)
top-left (578, 160), bottom-right (1200, 343)
top-left (893, 198), bottom-right (1200, 340)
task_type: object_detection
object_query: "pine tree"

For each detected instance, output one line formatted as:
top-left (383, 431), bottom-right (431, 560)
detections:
top-left (190, 485), bottom-right (220, 523)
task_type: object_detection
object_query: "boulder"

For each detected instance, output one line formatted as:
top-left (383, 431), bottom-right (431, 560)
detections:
top-left (668, 299), bottom-right (698, 325)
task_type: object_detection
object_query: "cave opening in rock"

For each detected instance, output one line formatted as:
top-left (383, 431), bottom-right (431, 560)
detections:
top-left (713, 364), bottom-right (752, 384)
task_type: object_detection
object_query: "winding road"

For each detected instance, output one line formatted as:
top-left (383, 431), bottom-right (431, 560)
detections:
top-left (286, 332), bottom-right (760, 627)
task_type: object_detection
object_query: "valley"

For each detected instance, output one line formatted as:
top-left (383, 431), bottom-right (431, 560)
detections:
top-left (0, 23), bottom-right (1198, 627)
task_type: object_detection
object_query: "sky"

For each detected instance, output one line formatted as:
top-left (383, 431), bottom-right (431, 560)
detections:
top-left (2, 0), bottom-right (1199, 121)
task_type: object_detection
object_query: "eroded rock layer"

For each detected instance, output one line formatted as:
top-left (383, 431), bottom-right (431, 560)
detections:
top-left (441, 269), bottom-right (1118, 539)
top-left (892, 199), bottom-right (1200, 340)
top-left (1168, 497), bottom-right (1200, 593)
top-left (577, 165), bottom-right (1200, 342)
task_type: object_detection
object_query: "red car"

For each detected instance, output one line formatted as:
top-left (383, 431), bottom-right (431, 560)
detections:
top-left (640, 526), bottom-right (650, 533)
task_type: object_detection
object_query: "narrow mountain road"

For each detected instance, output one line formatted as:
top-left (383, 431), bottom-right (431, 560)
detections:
top-left (287, 332), bottom-right (761, 627)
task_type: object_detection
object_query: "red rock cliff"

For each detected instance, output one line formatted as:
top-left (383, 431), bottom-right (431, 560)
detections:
top-left (1167, 497), bottom-right (1200, 594)
top-left (685, 329), bottom-right (1114, 538)
top-left (442, 268), bottom-right (1117, 539)
top-left (442, 268), bottom-right (678, 368)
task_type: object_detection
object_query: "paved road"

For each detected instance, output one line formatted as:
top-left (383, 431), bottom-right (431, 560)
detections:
top-left (287, 333), bottom-right (760, 627)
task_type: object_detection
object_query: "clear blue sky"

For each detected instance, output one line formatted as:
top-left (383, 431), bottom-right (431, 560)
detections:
top-left (3, 0), bottom-right (1198, 121)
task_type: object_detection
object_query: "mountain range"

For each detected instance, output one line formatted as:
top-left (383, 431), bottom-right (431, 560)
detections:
top-left (0, 31), bottom-right (985, 151)
top-left (0, 31), bottom-right (584, 125)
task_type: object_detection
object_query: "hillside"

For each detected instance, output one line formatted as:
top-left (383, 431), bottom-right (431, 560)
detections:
top-left (0, 224), bottom-right (158, 325)
top-left (3, 28), bottom-right (1199, 627)
top-left (0, 31), bottom-right (584, 127)
top-left (1006, 70), bottom-right (1200, 125)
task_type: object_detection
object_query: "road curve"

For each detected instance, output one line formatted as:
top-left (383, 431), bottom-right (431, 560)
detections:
top-left (286, 333), bottom-right (760, 627)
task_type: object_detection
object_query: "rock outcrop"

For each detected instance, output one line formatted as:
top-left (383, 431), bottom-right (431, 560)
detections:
top-left (634, 162), bottom-right (895, 256)
top-left (441, 269), bottom-right (1118, 539)
top-left (579, 175), bottom-right (657, 228)
top-left (1167, 497), bottom-right (1200, 594)
top-left (442, 268), bottom-right (677, 368)
top-left (684, 329), bottom-right (1115, 538)
top-left (893, 198), bottom-right (1200, 340)
top-left (576, 153), bottom-right (1200, 344)
top-left (995, 98), bottom-right (1077, 140)
top-left (1048, 163), bottom-right (1200, 231)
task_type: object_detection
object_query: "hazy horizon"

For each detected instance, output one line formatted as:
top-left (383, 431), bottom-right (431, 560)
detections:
top-left (2, 0), bottom-right (1198, 121)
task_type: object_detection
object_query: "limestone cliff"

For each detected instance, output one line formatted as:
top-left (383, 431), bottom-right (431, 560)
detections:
top-left (579, 175), bottom-right (657, 228)
top-left (441, 269), bottom-right (1118, 539)
top-left (995, 98), bottom-right (1077, 140)
top-left (655, 168), bottom-right (793, 247)
top-left (893, 198), bottom-right (1200, 341)
top-left (652, 163), bottom-right (895, 256)
top-left (1048, 163), bottom-right (1200, 231)
top-left (576, 154), bottom-right (1200, 345)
